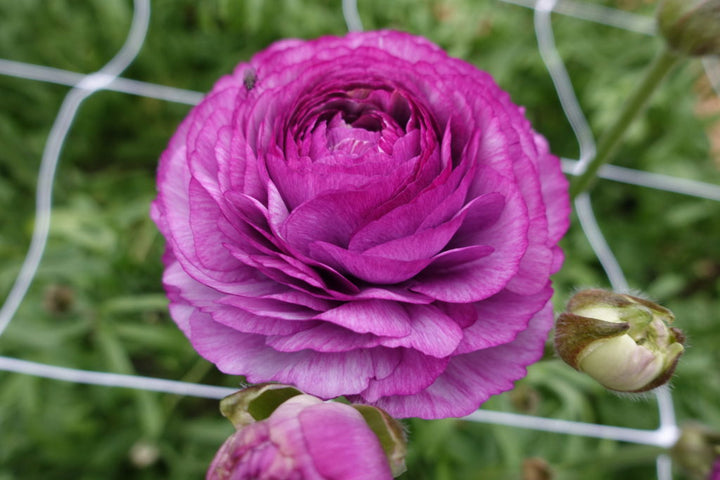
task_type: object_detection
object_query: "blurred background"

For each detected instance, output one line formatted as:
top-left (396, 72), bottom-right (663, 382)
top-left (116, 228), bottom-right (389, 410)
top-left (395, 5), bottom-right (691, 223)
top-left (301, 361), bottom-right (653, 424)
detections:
top-left (1, 0), bottom-right (719, 478)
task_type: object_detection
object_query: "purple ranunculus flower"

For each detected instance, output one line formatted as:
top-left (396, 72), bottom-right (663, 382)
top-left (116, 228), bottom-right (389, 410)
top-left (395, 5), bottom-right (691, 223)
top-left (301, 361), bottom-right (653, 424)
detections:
top-left (207, 394), bottom-right (393, 479)
top-left (152, 31), bottom-right (570, 419)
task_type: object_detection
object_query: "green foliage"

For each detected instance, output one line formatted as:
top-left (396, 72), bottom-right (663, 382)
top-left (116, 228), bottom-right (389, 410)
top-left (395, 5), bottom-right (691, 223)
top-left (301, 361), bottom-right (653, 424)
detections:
top-left (1, 0), bottom-right (719, 479)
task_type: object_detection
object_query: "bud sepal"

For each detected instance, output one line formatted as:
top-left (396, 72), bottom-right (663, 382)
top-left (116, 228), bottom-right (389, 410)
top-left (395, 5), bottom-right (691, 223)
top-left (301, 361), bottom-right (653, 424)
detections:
top-left (554, 289), bottom-right (685, 393)
top-left (219, 383), bottom-right (303, 428)
top-left (353, 404), bottom-right (408, 477)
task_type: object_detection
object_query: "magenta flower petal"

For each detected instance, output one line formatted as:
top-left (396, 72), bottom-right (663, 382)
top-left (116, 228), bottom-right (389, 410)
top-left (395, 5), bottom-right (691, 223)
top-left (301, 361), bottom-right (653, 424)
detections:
top-left (358, 349), bottom-right (450, 403)
top-left (266, 323), bottom-right (384, 353)
top-left (309, 240), bottom-right (434, 284)
top-left (378, 304), bottom-right (463, 357)
top-left (534, 133), bottom-right (571, 246)
top-left (365, 302), bottom-right (555, 419)
top-left (189, 316), bottom-right (377, 398)
top-left (315, 300), bottom-right (411, 336)
top-left (299, 402), bottom-right (394, 479)
top-left (153, 31), bottom-right (570, 418)
top-left (452, 285), bottom-right (554, 355)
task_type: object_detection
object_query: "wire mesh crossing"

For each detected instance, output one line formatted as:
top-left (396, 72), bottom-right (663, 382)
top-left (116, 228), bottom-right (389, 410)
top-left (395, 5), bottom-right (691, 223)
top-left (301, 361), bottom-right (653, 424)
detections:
top-left (1, 1), bottom-right (719, 478)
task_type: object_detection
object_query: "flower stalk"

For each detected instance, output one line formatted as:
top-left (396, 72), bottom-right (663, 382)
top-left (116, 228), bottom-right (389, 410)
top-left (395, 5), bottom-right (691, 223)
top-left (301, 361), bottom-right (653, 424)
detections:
top-left (569, 48), bottom-right (680, 199)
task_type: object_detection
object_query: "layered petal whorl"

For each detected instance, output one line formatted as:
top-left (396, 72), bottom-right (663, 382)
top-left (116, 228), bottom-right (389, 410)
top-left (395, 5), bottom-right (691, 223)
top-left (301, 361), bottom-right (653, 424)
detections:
top-left (152, 31), bottom-right (570, 419)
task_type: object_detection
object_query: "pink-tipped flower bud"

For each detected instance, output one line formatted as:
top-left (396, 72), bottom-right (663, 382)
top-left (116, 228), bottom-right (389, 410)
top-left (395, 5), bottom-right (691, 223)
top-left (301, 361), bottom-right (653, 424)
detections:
top-left (209, 385), bottom-right (406, 479)
top-left (657, 0), bottom-right (720, 57)
top-left (554, 289), bottom-right (685, 393)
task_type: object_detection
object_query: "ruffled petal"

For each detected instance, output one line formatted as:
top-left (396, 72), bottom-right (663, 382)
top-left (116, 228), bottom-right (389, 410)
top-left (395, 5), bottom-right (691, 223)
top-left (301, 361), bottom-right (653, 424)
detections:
top-left (369, 301), bottom-right (555, 418)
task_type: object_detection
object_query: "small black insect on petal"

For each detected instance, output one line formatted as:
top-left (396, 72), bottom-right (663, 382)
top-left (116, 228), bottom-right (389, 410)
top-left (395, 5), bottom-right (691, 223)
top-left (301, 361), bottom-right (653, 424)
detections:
top-left (244, 69), bottom-right (257, 91)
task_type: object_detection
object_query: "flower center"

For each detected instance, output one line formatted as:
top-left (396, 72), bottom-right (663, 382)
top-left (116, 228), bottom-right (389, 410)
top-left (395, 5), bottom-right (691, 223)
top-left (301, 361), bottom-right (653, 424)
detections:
top-left (267, 85), bottom-right (434, 211)
top-left (307, 89), bottom-right (411, 159)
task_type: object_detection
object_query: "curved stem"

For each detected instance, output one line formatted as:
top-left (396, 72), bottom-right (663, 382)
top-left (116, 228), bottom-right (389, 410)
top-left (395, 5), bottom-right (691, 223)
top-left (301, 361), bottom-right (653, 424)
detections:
top-left (569, 48), bottom-right (681, 199)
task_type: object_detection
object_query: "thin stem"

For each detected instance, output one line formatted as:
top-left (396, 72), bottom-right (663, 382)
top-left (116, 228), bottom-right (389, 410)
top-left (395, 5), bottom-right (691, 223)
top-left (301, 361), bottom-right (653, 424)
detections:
top-left (159, 357), bottom-right (216, 430)
top-left (569, 48), bottom-right (681, 199)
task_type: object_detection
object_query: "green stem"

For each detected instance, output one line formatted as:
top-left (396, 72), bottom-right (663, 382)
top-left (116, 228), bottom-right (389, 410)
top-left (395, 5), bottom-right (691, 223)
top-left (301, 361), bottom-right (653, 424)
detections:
top-left (158, 357), bottom-right (215, 431)
top-left (569, 48), bottom-right (681, 199)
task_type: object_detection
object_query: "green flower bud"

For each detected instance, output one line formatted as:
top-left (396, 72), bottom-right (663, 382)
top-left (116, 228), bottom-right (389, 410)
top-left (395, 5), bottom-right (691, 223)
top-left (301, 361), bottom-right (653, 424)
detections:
top-left (657, 0), bottom-right (720, 57)
top-left (671, 422), bottom-right (720, 478)
top-left (554, 289), bottom-right (685, 393)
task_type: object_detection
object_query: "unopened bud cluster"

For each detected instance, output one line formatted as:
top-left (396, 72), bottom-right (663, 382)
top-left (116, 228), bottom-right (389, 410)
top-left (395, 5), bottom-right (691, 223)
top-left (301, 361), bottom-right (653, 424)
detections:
top-left (554, 289), bottom-right (685, 393)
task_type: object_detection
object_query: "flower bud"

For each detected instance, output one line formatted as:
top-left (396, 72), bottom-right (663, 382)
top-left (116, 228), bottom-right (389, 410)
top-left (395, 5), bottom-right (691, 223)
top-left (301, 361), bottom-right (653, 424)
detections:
top-left (671, 422), bottom-right (720, 479)
top-left (554, 289), bottom-right (685, 392)
top-left (522, 457), bottom-right (553, 480)
top-left (657, 0), bottom-right (720, 57)
top-left (210, 386), bottom-right (406, 479)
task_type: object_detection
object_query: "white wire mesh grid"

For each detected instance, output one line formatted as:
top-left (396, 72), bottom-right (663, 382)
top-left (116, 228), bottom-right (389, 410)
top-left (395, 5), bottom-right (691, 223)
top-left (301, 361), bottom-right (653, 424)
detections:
top-left (1, 0), bottom-right (719, 478)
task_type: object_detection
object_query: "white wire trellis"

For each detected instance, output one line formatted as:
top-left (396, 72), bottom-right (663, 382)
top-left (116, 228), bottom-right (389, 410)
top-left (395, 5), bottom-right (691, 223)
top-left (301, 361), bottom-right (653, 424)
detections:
top-left (1, 1), bottom-right (718, 478)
